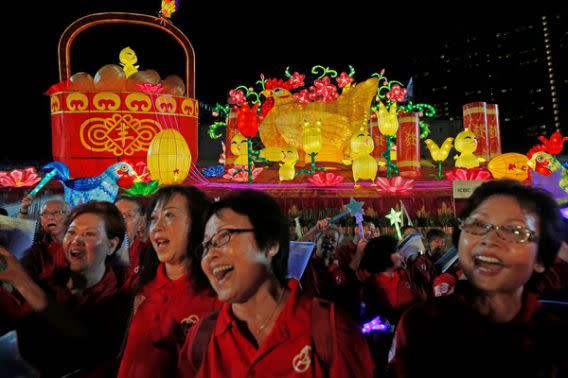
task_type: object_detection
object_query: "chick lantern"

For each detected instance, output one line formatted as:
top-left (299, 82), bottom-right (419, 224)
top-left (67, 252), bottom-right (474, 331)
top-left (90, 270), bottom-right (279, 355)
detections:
top-left (279, 145), bottom-right (299, 181)
top-left (454, 129), bottom-right (485, 169)
top-left (348, 129), bottom-right (378, 187)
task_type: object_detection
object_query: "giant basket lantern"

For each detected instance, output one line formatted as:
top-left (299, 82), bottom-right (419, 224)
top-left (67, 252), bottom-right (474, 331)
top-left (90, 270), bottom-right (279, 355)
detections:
top-left (50, 13), bottom-right (198, 177)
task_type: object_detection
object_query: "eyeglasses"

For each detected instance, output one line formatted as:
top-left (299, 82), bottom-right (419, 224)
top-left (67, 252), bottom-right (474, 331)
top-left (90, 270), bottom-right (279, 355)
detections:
top-left (458, 218), bottom-right (538, 244)
top-left (40, 210), bottom-right (66, 218)
top-left (201, 228), bottom-right (254, 256)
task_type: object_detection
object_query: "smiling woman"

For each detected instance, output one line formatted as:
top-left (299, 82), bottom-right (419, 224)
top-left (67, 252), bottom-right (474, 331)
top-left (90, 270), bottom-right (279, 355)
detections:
top-left (117, 185), bottom-right (220, 378)
top-left (178, 189), bottom-right (375, 377)
top-left (0, 201), bottom-right (131, 377)
top-left (390, 180), bottom-right (568, 378)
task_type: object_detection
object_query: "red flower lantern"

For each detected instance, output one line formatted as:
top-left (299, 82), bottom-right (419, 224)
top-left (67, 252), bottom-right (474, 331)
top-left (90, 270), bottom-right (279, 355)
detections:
top-left (0, 167), bottom-right (41, 188)
top-left (236, 103), bottom-right (260, 138)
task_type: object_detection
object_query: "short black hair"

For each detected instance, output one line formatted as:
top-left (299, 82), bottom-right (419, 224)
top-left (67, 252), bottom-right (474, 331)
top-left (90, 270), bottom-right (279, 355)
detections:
top-left (453, 180), bottom-right (564, 270)
top-left (426, 228), bottom-right (446, 243)
top-left (359, 235), bottom-right (399, 273)
top-left (0, 207), bottom-right (8, 216)
top-left (206, 190), bottom-right (289, 286)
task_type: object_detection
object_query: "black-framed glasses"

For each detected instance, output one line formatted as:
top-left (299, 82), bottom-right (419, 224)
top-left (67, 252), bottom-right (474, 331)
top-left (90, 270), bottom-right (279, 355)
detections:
top-left (458, 218), bottom-right (538, 244)
top-left (201, 228), bottom-right (255, 256)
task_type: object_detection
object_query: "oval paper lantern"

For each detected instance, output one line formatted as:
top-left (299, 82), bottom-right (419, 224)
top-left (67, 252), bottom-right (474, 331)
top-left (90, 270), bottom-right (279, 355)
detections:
top-left (487, 153), bottom-right (529, 181)
top-left (147, 129), bottom-right (191, 185)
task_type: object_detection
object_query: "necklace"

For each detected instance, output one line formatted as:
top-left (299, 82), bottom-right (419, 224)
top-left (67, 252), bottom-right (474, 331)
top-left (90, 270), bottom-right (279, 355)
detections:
top-left (257, 287), bottom-right (286, 333)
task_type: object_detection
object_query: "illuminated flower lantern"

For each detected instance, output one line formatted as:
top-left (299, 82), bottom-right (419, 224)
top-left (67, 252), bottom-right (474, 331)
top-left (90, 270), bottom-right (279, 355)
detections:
top-left (297, 120), bottom-right (327, 176)
top-left (374, 101), bottom-right (400, 177)
top-left (235, 103), bottom-right (260, 183)
top-left (49, 13), bottom-right (198, 177)
top-left (147, 129), bottom-right (191, 185)
top-left (424, 138), bottom-right (454, 179)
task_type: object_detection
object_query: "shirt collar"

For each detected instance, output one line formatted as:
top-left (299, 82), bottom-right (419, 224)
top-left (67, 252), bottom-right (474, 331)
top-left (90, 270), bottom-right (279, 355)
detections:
top-left (154, 262), bottom-right (189, 289)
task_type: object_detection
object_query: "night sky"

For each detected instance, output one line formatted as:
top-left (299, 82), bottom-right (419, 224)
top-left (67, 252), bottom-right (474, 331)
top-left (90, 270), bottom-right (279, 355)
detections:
top-left (0, 1), bottom-right (550, 164)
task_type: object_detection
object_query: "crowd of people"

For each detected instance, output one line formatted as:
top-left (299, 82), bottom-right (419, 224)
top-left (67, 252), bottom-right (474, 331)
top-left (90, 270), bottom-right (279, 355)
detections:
top-left (0, 179), bottom-right (566, 377)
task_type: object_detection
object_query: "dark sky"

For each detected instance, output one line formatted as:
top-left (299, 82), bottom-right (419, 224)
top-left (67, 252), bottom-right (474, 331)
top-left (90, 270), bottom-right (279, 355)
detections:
top-left (1, 1), bottom-right (551, 163)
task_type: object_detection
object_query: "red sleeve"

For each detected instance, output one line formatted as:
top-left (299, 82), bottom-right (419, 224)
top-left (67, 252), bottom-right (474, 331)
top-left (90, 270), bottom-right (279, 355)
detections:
top-left (331, 306), bottom-right (375, 378)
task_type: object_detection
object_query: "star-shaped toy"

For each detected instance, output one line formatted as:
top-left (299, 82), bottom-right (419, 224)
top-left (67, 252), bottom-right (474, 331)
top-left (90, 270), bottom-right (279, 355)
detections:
top-left (385, 208), bottom-right (403, 239)
top-left (345, 198), bottom-right (365, 215)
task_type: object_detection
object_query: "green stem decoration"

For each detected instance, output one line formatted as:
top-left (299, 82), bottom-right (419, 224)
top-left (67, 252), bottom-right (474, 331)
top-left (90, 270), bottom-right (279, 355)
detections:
top-left (247, 137), bottom-right (253, 184)
top-left (311, 65), bottom-right (338, 79)
top-left (437, 161), bottom-right (443, 179)
top-left (296, 153), bottom-right (327, 176)
top-left (382, 136), bottom-right (399, 178)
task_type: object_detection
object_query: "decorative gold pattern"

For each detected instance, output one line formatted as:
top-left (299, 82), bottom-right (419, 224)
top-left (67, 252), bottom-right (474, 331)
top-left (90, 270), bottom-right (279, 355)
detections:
top-left (125, 93), bottom-right (152, 111)
top-left (156, 95), bottom-right (177, 113)
top-left (80, 114), bottom-right (162, 156)
top-left (94, 92), bottom-right (121, 111)
top-left (181, 98), bottom-right (197, 115)
top-left (66, 93), bottom-right (88, 111)
top-left (51, 96), bottom-right (61, 113)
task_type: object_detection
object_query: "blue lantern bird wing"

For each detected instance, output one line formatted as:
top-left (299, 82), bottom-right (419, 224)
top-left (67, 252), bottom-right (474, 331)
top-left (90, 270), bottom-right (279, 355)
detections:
top-left (404, 77), bottom-right (414, 102)
top-left (64, 175), bottom-right (104, 192)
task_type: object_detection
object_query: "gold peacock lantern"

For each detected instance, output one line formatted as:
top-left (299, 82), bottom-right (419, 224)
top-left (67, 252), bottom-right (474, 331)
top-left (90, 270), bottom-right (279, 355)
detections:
top-left (259, 77), bottom-right (379, 164)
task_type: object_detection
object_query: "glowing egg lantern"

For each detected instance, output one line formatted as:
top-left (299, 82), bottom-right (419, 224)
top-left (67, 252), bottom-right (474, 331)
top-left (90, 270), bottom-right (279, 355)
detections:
top-left (487, 153), bottom-right (529, 181)
top-left (147, 129), bottom-right (191, 185)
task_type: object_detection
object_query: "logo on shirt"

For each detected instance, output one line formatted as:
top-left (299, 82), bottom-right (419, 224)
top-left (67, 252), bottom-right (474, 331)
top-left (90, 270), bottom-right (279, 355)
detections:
top-left (181, 314), bottom-right (200, 325)
top-left (292, 345), bottom-right (311, 373)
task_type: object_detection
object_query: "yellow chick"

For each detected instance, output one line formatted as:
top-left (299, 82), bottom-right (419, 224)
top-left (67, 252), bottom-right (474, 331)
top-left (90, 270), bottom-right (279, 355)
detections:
top-left (119, 47), bottom-right (139, 78)
top-left (279, 145), bottom-right (299, 181)
top-left (425, 138), bottom-right (454, 162)
top-left (230, 132), bottom-right (249, 166)
top-left (349, 130), bottom-right (377, 187)
top-left (454, 129), bottom-right (485, 168)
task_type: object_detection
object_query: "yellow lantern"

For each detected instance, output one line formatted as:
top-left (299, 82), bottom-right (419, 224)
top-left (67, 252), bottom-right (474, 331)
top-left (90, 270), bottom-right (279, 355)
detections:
top-left (374, 101), bottom-right (399, 136)
top-left (350, 129), bottom-right (377, 186)
top-left (302, 120), bottom-right (322, 154)
top-left (147, 129), bottom-right (191, 185)
top-left (488, 153), bottom-right (529, 181)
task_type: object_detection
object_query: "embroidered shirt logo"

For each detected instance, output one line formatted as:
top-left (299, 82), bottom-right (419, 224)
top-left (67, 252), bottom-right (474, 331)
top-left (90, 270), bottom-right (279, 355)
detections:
top-left (292, 345), bottom-right (311, 373)
top-left (181, 314), bottom-right (200, 325)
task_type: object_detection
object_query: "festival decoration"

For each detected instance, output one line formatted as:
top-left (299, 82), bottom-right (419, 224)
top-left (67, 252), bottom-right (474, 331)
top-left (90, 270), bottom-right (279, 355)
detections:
top-left (41, 161), bottom-right (134, 207)
top-left (294, 217), bottom-right (303, 239)
top-left (119, 47), bottom-right (139, 78)
top-left (230, 133), bottom-right (249, 166)
top-left (374, 177), bottom-right (415, 194)
top-left (328, 198), bottom-right (365, 238)
top-left (396, 112), bottom-right (421, 177)
top-left (487, 153), bottom-right (529, 181)
top-left (385, 208), bottom-right (404, 240)
top-left (222, 166), bottom-right (264, 182)
top-left (454, 129), bottom-right (485, 168)
top-left (425, 138), bottom-right (454, 179)
top-left (232, 103), bottom-right (262, 183)
top-left (297, 120), bottom-right (327, 176)
top-left (344, 129), bottom-right (377, 187)
top-left (306, 172), bottom-right (344, 187)
top-left (531, 170), bottom-right (568, 198)
top-left (122, 180), bottom-right (160, 196)
top-left (51, 14), bottom-right (197, 177)
top-left (536, 131), bottom-right (568, 156)
top-left (445, 167), bottom-right (492, 181)
top-left (279, 146), bottom-right (299, 181)
top-left (159, 0), bottom-right (179, 23)
top-left (0, 168), bottom-right (41, 188)
top-left (201, 165), bottom-right (225, 178)
top-left (527, 151), bottom-right (568, 192)
top-left (373, 102), bottom-right (399, 177)
top-left (147, 129), bottom-right (191, 185)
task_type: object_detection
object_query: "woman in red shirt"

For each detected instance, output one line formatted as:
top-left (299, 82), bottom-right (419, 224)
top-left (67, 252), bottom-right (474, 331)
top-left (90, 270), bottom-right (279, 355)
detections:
top-left (117, 185), bottom-right (220, 378)
top-left (178, 189), bottom-right (375, 377)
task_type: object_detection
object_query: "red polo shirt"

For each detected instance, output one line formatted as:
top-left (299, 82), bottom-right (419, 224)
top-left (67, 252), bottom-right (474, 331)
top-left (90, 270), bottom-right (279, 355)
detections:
top-left (118, 263), bottom-right (220, 378)
top-left (179, 280), bottom-right (375, 377)
top-left (21, 238), bottom-right (67, 282)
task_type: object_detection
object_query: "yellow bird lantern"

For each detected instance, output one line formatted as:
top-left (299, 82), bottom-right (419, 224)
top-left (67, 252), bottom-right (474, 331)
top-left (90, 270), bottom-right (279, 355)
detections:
top-left (454, 129), bottom-right (485, 169)
top-left (147, 129), bottom-right (191, 185)
top-left (279, 145), bottom-right (299, 181)
top-left (302, 120), bottom-right (322, 155)
top-left (119, 47), bottom-right (140, 78)
top-left (230, 132), bottom-right (249, 166)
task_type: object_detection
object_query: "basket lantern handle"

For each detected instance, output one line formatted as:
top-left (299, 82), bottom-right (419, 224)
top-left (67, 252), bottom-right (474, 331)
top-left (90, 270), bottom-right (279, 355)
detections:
top-left (58, 12), bottom-right (195, 98)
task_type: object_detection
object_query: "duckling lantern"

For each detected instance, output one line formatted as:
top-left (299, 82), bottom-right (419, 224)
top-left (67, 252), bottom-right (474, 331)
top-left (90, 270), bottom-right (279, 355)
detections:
top-left (348, 129), bottom-right (378, 187)
top-left (454, 129), bottom-right (485, 169)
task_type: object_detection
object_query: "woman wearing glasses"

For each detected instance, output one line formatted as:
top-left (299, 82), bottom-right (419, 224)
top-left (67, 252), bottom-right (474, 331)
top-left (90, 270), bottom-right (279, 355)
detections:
top-left (178, 189), bottom-right (375, 377)
top-left (117, 186), bottom-right (220, 378)
top-left (390, 180), bottom-right (567, 378)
